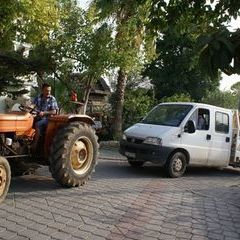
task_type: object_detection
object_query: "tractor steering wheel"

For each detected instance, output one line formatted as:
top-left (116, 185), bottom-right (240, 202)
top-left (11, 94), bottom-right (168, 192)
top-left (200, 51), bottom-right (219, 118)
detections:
top-left (19, 104), bottom-right (38, 115)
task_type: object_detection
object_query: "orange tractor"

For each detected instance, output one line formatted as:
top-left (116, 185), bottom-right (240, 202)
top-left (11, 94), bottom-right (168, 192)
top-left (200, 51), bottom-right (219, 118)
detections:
top-left (0, 105), bottom-right (99, 203)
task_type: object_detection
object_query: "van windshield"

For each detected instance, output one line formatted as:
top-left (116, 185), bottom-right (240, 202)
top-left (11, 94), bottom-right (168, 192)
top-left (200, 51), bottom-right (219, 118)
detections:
top-left (141, 104), bottom-right (193, 127)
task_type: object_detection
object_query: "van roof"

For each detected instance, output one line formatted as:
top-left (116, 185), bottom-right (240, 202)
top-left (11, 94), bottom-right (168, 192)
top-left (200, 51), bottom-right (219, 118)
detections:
top-left (159, 102), bottom-right (233, 112)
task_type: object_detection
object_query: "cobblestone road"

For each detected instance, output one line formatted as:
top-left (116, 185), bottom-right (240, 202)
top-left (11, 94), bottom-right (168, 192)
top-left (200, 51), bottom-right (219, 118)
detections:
top-left (0, 146), bottom-right (240, 240)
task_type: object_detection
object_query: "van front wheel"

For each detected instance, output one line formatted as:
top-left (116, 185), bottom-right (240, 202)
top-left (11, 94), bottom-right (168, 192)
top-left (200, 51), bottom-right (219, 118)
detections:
top-left (166, 152), bottom-right (187, 178)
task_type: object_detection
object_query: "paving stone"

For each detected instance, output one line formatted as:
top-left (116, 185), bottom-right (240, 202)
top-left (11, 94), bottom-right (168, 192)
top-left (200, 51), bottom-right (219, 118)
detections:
top-left (223, 230), bottom-right (240, 239)
top-left (0, 147), bottom-right (239, 240)
top-left (191, 235), bottom-right (209, 240)
top-left (0, 230), bottom-right (18, 240)
top-left (38, 227), bottom-right (58, 236)
top-left (207, 232), bottom-right (225, 240)
top-left (10, 235), bottom-right (29, 240)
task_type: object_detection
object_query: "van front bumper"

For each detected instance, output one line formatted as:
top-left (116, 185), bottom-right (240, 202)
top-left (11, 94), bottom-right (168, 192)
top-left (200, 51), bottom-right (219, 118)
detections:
top-left (119, 140), bottom-right (174, 165)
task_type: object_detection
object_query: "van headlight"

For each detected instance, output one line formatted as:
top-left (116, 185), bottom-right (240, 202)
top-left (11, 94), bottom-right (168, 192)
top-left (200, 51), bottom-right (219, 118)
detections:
top-left (143, 137), bottom-right (162, 146)
top-left (122, 133), bottom-right (127, 140)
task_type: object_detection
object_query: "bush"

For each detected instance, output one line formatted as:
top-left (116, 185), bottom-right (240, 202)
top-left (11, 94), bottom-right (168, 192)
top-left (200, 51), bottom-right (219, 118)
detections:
top-left (123, 88), bottom-right (154, 129)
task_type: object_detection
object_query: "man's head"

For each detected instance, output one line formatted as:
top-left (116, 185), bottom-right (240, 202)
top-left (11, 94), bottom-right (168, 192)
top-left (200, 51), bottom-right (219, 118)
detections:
top-left (42, 83), bottom-right (51, 98)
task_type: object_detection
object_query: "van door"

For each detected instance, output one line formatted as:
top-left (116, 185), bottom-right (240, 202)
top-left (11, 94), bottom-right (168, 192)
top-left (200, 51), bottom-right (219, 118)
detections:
top-left (180, 107), bottom-right (211, 165)
top-left (207, 111), bottom-right (231, 167)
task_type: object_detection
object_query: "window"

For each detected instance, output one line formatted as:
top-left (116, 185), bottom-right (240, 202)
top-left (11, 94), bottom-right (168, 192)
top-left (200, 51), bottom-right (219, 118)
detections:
top-left (189, 108), bottom-right (210, 130)
top-left (141, 104), bottom-right (193, 127)
top-left (215, 112), bottom-right (229, 133)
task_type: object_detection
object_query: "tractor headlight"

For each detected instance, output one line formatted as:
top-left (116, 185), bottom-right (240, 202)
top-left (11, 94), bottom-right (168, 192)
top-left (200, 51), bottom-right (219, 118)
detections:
top-left (143, 137), bottom-right (162, 146)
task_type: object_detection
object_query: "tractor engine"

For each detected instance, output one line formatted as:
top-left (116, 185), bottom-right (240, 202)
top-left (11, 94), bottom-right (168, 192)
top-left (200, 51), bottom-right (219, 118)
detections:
top-left (0, 133), bottom-right (32, 157)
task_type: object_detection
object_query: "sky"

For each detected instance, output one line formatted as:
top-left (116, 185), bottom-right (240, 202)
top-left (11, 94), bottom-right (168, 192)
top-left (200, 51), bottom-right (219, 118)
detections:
top-left (79, 0), bottom-right (239, 91)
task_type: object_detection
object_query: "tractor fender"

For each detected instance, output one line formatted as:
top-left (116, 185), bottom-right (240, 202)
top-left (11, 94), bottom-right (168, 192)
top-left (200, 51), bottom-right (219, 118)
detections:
top-left (68, 114), bottom-right (95, 125)
top-left (44, 114), bottom-right (95, 159)
top-left (48, 114), bottom-right (95, 125)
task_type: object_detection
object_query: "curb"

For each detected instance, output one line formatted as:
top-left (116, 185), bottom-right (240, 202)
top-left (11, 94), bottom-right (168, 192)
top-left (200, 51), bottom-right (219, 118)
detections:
top-left (99, 141), bottom-right (119, 148)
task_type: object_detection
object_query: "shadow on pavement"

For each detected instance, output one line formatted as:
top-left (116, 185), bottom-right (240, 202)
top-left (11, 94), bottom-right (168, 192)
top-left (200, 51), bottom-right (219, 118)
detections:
top-left (95, 159), bottom-right (240, 180)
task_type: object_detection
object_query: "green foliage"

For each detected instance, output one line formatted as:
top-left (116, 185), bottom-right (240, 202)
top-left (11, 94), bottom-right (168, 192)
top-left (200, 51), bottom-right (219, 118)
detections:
top-left (198, 29), bottom-right (236, 78)
top-left (91, 0), bottom-right (155, 73)
top-left (146, 0), bottom-right (240, 79)
top-left (0, 0), bottom-right (19, 49)
top-left (17, 0), bottom-right (59, 44)
top-left (161, 93), bottom-right (192, 103)
top-left (144, 28), bottom-right (220, 101)
top-left (123, 88), bottom-right (155, 129)
top-left (49, 2), bottom-right (114, 96)
top-left (196, 1), bottom-right (240, 77)
top-left (201, 89), bottom-right (238, 109)
top-left (231, 81), bottom-right (240, 95)
top-left (0, 0), bottom-right (59, 94)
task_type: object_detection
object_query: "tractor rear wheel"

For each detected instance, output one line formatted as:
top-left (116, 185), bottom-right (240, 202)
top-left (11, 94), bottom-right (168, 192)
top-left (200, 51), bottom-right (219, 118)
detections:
top-left (49, 122), bottom-right (98, 187)
top-left (0, 156), bottom-right (11, 203)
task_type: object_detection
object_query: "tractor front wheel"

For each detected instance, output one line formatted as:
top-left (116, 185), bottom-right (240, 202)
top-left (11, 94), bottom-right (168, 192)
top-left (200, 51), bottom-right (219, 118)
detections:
top-left (0, 156), bottom-right (11, 203)
top-left (49, 122), bottom-right (98, 187)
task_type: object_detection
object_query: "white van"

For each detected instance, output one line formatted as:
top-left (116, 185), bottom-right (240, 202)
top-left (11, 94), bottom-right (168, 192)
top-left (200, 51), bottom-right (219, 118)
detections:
top-left (119, 102), bottom-right (240, 177)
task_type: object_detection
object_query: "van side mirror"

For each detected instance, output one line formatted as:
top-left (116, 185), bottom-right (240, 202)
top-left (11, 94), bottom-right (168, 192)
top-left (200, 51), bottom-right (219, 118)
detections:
top-left (184, 120), bottom-right (196, 133)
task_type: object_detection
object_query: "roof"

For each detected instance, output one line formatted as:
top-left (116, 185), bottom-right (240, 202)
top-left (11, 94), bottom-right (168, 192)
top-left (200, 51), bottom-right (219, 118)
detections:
top-left (159, 102), bottom-right (233, 112)
top-left (70, 73), bottom-right (111, 93)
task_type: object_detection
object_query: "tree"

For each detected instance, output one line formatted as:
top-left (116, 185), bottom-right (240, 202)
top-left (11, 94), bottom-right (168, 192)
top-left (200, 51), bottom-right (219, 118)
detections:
top-left (91, 0), bottom-right (155, 139)
top-left (195, 0), bottom-right (240, 78)
top-left (47, 1), bottom-right (114, 113)
top-left (0, 45), bottom-right (55, 94)
top-left (199, 28), bottom-right (240, 78)
top-left (231, 81), bottom-right (240, 94)
top-left (161, 93), bottom-right (192, 103)
top-left (0, 0), bottom-right (59, 93)
top-left (201, 89), bottom-right (238, 109)
top-left (144, 28), bottom-right (220, 101)
top-left (143, 0), bottom-right (240, 86)
top-left (144, 0), bottom-right (223, 101)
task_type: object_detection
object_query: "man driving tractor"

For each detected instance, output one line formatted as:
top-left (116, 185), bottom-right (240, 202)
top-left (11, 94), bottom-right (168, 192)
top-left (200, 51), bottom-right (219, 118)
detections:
top-left (32, 83), bottom-right (59, 149)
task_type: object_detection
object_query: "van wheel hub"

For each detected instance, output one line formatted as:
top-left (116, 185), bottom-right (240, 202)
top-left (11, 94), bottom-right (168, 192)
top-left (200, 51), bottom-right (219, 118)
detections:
top-left (173, 158), bottom-right (183, 172)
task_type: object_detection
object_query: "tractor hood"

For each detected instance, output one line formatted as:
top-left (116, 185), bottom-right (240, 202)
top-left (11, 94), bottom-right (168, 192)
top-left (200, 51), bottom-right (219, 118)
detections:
top-left (0, 111), bottom-right (34, 134)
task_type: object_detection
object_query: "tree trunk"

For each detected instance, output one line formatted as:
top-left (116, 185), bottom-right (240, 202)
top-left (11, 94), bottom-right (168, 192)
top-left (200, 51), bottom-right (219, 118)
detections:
top-left (113, 68), bottom-right (127, 140)
top-left (82, 77), bottom-right (93, 114)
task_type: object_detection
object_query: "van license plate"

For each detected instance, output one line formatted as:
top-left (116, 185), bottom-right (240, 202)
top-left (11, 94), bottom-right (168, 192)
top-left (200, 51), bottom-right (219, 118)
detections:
top-left (125, 152), bottom-right (136, 158)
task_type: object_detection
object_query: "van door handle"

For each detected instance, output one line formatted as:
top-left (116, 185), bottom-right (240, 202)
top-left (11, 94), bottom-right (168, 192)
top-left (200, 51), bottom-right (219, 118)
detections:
top-left (206, 134), bottom-right (211, 140)
top-left (226, 137), bottom-right (230, 142)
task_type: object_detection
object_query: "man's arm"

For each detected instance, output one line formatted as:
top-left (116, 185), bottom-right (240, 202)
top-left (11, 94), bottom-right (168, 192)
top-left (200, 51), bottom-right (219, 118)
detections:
top-left (39, 109), bottom-right (57, 117)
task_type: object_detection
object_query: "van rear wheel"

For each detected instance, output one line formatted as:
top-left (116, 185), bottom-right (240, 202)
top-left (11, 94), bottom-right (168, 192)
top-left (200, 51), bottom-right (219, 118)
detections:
top-left (166, 152), bottom-right (187, 178)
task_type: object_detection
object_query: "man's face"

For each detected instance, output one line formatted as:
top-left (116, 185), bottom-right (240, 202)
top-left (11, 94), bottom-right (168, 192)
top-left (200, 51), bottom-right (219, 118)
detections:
top-left (43, 86), bottom-right (51, 97)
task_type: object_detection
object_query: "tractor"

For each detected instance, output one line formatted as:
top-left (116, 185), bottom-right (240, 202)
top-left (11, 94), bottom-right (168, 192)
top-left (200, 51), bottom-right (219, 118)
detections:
top-left (0, 104), bottom-right (99, 203)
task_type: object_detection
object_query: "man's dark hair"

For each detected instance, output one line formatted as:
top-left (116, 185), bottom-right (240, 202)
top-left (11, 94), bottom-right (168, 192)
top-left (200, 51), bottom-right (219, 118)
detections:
top-left (42, 83), bottom-right (51, 89)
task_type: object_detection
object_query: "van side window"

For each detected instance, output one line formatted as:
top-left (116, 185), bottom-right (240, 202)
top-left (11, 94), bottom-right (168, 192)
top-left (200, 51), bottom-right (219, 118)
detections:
top-left (215, 112), bottom-right (229, 133)
top-left (189, 108), bottom-right (210, 130)
top-left (197, 109), bottom-right (209, 130)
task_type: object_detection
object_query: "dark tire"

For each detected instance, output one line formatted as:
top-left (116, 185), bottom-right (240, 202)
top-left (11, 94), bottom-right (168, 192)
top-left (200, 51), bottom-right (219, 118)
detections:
top-left (49, 122), bottom-right (98, 187)
top-left (9, 160), bottom-right (39, 176)
top-left (0, 156), bottom-right (11, 203)
top-left (166, 152), bottom-right (187, 178)
top-left (128, 158), bottom-right (144, 167)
